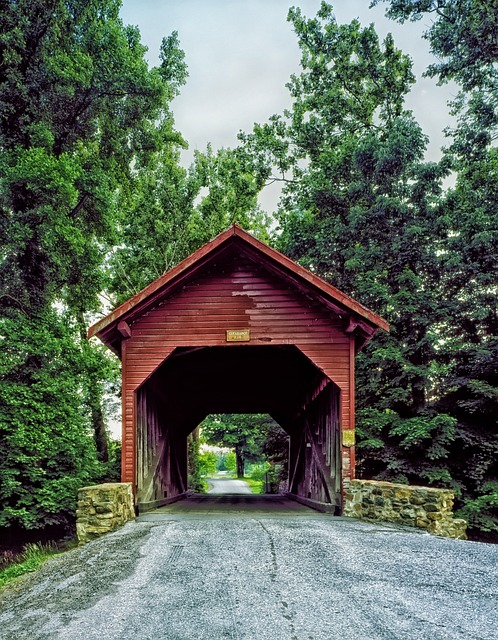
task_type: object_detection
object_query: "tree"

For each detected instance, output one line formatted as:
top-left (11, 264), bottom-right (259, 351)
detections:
top-left (201, 414), bottom-right (279, 478)
top-left (217, 451), bottom-right (237, 474)
top-left (0, 311), bottom-right (101, 530)
top-left (0, 0), bottom-right (187, 531)
top-left (372, 0), bottom-right (498, 537)
top-left (371, 1), bottom-right (498, 88)
top-left (108, 143), bottom-right (270, 306)
top-left (107, 142), bottom-right (196, 304)
top-left (241, 2), bottom-right (457, 488)
top-left (189, 146), bottom-right (271, 246)
top-left (198, 451), bottom-right (217, 477)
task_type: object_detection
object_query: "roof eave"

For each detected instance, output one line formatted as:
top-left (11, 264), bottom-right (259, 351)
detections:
top-left (88, 225), bottom-right (238, 342)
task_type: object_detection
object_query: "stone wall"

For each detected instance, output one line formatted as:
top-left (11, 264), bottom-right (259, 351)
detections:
top-left (76, 482), bottom-right (135, 544)
top-left (343, 479), bottom-right (467, 539)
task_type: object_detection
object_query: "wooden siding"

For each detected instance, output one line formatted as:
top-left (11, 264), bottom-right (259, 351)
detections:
top-left (89, 225), bottom-right (388, 354)
top-left (121, 251), bottom-right (355, 499)
top-left (135, 384), bottom-right (187, 506)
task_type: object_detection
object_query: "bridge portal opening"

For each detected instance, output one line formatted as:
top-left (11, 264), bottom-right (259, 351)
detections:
top-left (135, 345), bottom-right (342, 513)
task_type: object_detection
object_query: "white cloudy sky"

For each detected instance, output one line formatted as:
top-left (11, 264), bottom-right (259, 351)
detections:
top-left (119, 0), bottom-right (455, 211)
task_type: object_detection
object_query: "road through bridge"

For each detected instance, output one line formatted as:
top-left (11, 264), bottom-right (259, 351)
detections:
top-left (1, 494), bottom-right (497, 639)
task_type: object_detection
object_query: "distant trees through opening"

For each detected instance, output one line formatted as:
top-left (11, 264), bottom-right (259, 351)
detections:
top-left (195, 414), bottom-right (289, 493)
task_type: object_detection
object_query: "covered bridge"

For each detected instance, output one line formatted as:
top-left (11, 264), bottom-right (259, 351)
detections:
top-left (89, 225), bottom-right (388, 513)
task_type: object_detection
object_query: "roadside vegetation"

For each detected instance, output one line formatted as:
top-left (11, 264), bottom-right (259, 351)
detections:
top-left (0, 540), bottom-right (75, 591)
top-left (187, 416), bottom-right (288, 495)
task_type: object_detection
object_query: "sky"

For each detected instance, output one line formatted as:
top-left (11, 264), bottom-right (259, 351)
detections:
top-left (119, 0), bottom-right (455, 211)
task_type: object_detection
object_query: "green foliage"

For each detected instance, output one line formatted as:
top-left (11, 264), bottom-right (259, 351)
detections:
top-left (0, 0), bottom-right (185, 311)
top-left (245, 462), bottom-right (283, 494)
top-left (201, 415), bottom-right (261, 478)
top-left (221, 451), bottom-right (237, 474)
top-left (107, 144), bottom-right (194, 303)
top-left (456, 483), bottom-right (498, 535)
top-left (356, 407), bottom-right (458, 486)
top-left (187, 431), bottom-right (204, 493)
top-left (372, 0), bottom-right (498, 540)
top-left (372, 0), bottom-right (498, 90)
top-left (0, 310), bottom-right (102, 530)
top-left (198, 451), bottom-right (217, 477)
top-left (248, 463), bottom-right (269, 483)
top-left (246, 463), bottom-right (270, 494)
top-left (100, 439), bottom-right (122, 483)
top-left (241, 2), bottom-right (497, 537)
top-left (200, 414), bottom-right (288, 478)
top-left (189, 146), bottom-right (271, 243)
top-left (108, 144), bottom-right (270, 305)
top-left (0, 0), bottom-right (187, 532)
top-left (243, 476), bottom-right (265, 495)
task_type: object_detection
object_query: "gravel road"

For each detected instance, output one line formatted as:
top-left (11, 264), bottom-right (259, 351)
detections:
top-left (207, 477), bottom-right (252, 494)
top-left (1, 497), bottom-right (497, 640)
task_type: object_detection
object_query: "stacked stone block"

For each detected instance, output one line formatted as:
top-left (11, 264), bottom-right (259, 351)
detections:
top-left (76, 482), bottom-right (135, 544)
top-left (343, 479), bottom-right (467, 539)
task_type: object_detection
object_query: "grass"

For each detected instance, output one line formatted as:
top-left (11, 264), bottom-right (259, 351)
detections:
top-left (0, 541), bottom-right (72, 590)
top-left (242, 476), bottom-right (265, 494)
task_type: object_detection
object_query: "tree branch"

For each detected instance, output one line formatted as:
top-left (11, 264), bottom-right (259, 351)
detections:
top-left (0, 294), bottom-right (28, 314)
top-left (69, 193), bottom-right (90, 219)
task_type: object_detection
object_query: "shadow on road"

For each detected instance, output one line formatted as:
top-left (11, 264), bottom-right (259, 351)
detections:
top-left (137, 493), bottom-right (323, 519)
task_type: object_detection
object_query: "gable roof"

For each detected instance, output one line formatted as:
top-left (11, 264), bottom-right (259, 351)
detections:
top-left (89, 224), bottom-right (389, 355)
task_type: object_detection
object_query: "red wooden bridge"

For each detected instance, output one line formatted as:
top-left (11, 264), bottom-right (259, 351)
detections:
top-left (89, 225), bottom-right (388, 513)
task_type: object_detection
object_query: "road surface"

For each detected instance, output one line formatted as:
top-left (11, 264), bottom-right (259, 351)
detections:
top-left (207, 476), bottom-right (252, 494)
top-left (1, 495), bottom-right (497, 639)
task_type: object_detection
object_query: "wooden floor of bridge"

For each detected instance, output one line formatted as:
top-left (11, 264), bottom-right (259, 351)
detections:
top-left (137, 493), bottom-right (330, 520)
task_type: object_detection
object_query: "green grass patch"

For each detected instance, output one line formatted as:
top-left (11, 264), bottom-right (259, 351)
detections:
top-left (243, 477), bottom-right (265, 494)
top-left (0, 541), bottom-right (72, 590)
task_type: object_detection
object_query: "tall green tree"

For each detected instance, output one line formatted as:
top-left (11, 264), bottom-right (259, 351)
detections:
top-left (189, 146), bottom-right (271, 246)
top-left (108, 143), bottom-right (270, 305)
top-left (374, 0), bottom-right (498, 538)
top-left (0, 0), bottom-right (187, 530)
top-left (0, 311), bottom-right (102, 530)
top-left (241, 2), bottom-right (457, 488)
top-left (108, 142), bottom-right (195, 303)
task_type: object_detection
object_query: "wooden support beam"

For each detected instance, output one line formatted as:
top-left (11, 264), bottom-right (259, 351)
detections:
top-left (137, 438), bottom-right (167, 503)
top-left (288, 427), bottom-right (304, 494)
top-left (304, 419), bottom-right (334, 505)
top-left (345, 318), bottom-right (359, 333)
top-left (118, 320), bottom-right (132, 338)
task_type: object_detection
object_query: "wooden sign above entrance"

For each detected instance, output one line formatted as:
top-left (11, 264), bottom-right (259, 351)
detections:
top-left (226, 329), bottom-right (250, 342)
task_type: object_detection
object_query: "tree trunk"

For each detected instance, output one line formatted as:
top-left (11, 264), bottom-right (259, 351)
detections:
top-left (77, 312), bottom-right (108, 463)
top-left (90, 390), bottom-right (108, 463)
top-left (235, 446), bottom-right (245, 478)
